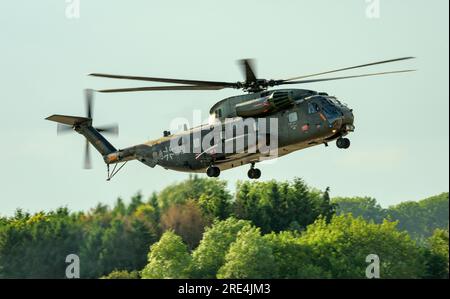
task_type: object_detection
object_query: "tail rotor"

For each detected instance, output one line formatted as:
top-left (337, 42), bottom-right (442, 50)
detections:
top-left (53, 89), bottom-right (119, 169)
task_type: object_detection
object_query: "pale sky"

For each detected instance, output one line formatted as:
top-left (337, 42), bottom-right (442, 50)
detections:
top-left (0, 0), bottom-right (448, 216)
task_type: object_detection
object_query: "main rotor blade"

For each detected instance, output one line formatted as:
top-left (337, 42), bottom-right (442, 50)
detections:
top-left (97, 85), bottom-right (227, 93)
top-left (85, 89), bottom-right (93, 119)
top-left (57, 123), bottom-right (73, 135)
top-left (239, 59), bottom-right (257, 83)
top-left (84, 139), bottom-right (92, 169)
top-left (279, 69), bottom-right (416, 85)
top-left (90, 73), bottom-right (237, 87)
top-left (285, 57), bottom-right (415, 81)
top-left (95, 124), bottom-right (119, 136)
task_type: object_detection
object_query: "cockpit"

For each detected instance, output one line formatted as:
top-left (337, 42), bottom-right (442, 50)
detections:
top-left (307, 96), bottom-right (343, 121)
top-left (305, 95), bottom-right (355, 132)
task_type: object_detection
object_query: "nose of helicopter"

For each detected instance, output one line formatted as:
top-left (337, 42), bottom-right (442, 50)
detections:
top-left (341, 107), bottom-right (355, 132)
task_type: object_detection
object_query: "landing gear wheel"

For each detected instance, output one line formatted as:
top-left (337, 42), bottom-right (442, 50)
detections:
top-left (336, 138), bottom-right (351, 149)
top-left (247, 168), bottom-right (261, 179)
top-left (206, 166), bottom-right (220, 178)
top-left (253, 168), bottom-right (261, 179)
top-left (343, 138), bottom-right (350, 149)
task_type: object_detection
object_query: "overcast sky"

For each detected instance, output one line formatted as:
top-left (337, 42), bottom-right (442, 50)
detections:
top-left (0, 0), bottom-right (448, 216)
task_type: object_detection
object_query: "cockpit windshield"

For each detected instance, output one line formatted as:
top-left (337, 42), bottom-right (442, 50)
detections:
top-left (328, 97), bottom-right (341, 105)
top-left (315, 96), bottom-right (342, 121)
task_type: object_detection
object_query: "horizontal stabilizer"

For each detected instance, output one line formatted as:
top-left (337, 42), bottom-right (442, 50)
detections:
top-left (46, 114), bottom-right (91, 126)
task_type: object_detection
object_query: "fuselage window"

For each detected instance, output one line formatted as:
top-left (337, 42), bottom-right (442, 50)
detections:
top-left (308, 102), bottom-right (320, 114)
top-left (288, 112), bottom-right (298, 122)
top-left (193, 138), bottom-right (200, 149)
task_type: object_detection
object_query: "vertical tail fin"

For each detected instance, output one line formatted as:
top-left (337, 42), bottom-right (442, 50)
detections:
top-left (46, 114), bottom-right (117, 162)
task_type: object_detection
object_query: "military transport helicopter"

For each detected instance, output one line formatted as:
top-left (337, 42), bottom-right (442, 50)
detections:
top-left (46, 57), bottom-right (415, 180)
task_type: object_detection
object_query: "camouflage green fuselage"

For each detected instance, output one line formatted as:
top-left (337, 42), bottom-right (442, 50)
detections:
top-left (106, 89), bottom-right (355, 173)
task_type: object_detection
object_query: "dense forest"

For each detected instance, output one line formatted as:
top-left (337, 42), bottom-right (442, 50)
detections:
top-left (0, 176), bottom-right (448, 279)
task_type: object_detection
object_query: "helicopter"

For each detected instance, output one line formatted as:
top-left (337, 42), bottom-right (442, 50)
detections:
top-left (46, 57), bottom-right (415, 180)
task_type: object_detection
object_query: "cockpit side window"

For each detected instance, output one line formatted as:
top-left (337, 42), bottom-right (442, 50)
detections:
top-left (308, 102), bottom-right (320, 114)
top-left (215, 109), bottom-right (222, 118)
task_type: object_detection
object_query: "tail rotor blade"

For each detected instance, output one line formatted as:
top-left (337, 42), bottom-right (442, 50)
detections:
top-left (57, 123), bottom-right (73, 135)
top-left (95, 124), bottom-right (119, 136)
top-left (85, 89), bottom-right (93, 119)
top-left (84, 139), bottom-right (92, 169)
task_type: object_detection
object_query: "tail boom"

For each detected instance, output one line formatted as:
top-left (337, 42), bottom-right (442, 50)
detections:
top-left (46, 114), bottom-right (117, 156)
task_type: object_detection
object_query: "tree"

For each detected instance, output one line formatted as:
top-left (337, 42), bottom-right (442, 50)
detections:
top-left (133, 203), bottom-right (160, 237)
top-left (387, 193), bottom-right (449, 240)
top-left (423, 228), bottom-right (449, 278)
top-left (99, 218), bottom-right (157, 274)
top-left (387, 201), bottom-right (428, 241)
top-left (78, 220), bottom-right (105, 278)
top-left (299, 215), bottom-right (426, 278)
top-left (333, 196), bottom-right (386, 223)
top-left (147, 192), bottom-right (161, 224)
top-left (334, 193), bottom-right (449, 241)
top-left (157, 175), bottom-right (232, 220)
top-left (217, 227), bottom-right (276, 278)
top-left (0, 208), bottom-right (83, 278)
top-left (127, 192), bottom-right (144, 215)
top-left (112, 198), bottom-right (126, 217)
top-left (101, 270), bottom-right (140, 279)
top-left (191, 218), bottom-right (252, 278)
top-left (160, 199), bottom-right (207, 249)
top-left (141, 231), bottom-right (192, 279)
top-left (233, 181), bottom-right (264, 227)
top-left (79, 196), bottom-right (158, 278)
top-left (316, 187), bottom-right (336, 222)
top-left (233, 178), bottom-right (335, 233)
top-left (0, 179), bottom-right (447, 279)
top-left (198, 191), bottom-right (232, 221)
top-left (264, 231), bottom-right (330, 278)
top-left (290, 178), bottom-right (317, 227)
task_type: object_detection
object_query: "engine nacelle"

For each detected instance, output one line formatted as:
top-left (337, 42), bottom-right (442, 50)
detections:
top-left (235, 91), bottom-right (294, 117)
